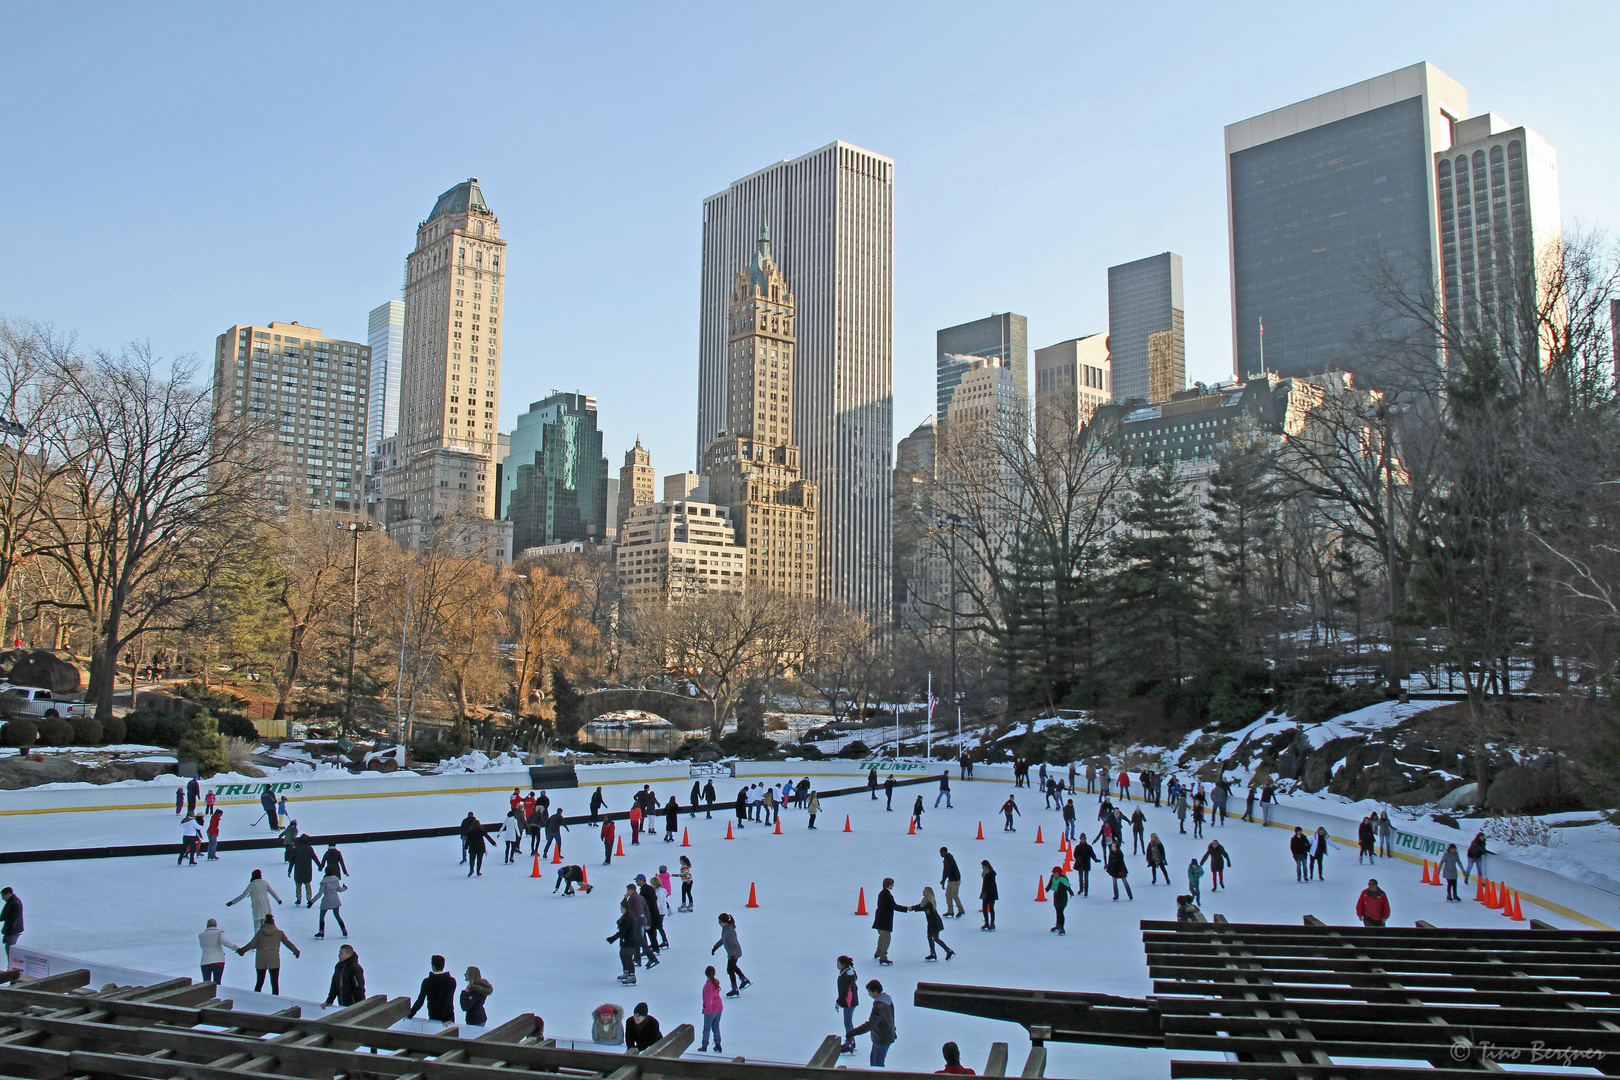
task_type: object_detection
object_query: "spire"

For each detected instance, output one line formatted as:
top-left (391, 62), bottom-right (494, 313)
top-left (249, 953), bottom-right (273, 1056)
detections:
top-left (749, 213), bottom-right (775, 293)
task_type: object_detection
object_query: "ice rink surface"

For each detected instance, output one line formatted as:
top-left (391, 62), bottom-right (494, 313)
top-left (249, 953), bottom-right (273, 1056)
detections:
top-left (1, 774), bottom-right (1571, 1077)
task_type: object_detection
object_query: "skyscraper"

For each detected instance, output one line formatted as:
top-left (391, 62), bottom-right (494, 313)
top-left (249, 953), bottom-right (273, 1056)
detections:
top-left (697, 141), bottom-right (894, 614)
top-left (390, 178), bottom-right (505, 521)
top-left (1226, 63), bottom-right (1468, 379)
top-left (1108, 253), bottom-right (1184, 403)
top-left (1436, 113), bottom-right (1561, 360)
top-left (617, 438), bottom-right (655, 541)
top-left (936, 313), bottom-right (1028, 424)
top-left (366, 300), bottom-right (404, 454)
top-left (700, 222), bottom-right (818, 601)
top-left (503, 392), bottom-right (608, 554)
top-left (212, 321), bottom-right (369, 513)
top-left (1034, 333), bottom-right (1111, 440)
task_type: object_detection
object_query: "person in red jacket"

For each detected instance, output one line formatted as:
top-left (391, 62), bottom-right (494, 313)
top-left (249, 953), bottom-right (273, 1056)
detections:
top-left (602, 819), bottom-right (617, 865)
top-left (936, 1041), bottom-right (977, 1074)
top-left (1356, 878), bottom-right (1390, 927)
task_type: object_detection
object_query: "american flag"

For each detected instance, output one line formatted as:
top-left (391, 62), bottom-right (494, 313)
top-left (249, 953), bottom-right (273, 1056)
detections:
top-left (927, 692), bottom-right (938, 719)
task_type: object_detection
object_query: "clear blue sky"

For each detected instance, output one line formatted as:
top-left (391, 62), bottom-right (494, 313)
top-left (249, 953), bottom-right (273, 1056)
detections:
top-left (3, 2), bottom-right (1616, 476)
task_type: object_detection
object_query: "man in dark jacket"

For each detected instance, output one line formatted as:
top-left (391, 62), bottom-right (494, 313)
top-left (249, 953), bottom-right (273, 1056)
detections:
top-left (638, 876), bottom-right (665, 951)
top-left (883, 775), bottom-right (896, 811)
top-left (260, 788), bottom-right (279, 830)
top-left (409, 955), bottom-right (456, 1022)
top-left (868, 768), bottom-right (878, 799)
top-left (464, 817), bottom-right (488, 877)
top-left (186, 775), bottom-right (201, 816)
top-left (324, 944), bottom-right (365, 1007)
top-left (1, 887), bottom-right (21, 963)
top-left (849, 979), bottom-right (897, 1068)
top-left (321, 844), bottom-right (348, 879)
top-left (1356, 879), bottom-right (1390, 927)
top-left (292, 836), bottom-right (319, 905)
top-left (544, 808), bottom-right (568, 860)
top-left (872, 877), bottom-right (902, 965)
top-left (1289, 827), bottom-right (1311, 881)
top-left (459, 812), bottom-right (479, 864)
top-left (939, 848), bottom-right (965, 917)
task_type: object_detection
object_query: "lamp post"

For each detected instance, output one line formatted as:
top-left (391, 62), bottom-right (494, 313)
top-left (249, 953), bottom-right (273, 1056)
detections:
top-left (339, 520), bottom-right (375, 736)
top-left (937, 514), bottom-right (964, 751)
top-left (1374, 402), bottom-right (1406, 700)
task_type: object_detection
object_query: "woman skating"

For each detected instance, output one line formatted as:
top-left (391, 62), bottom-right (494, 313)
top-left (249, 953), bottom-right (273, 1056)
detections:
top-left (664, 797), bottom-right (680, 842)
top-left (911, 794), bottom-right (925, 831)
top-left (225, 869), bottom-right (282, 929)
top-left (700, 965), bottom-right (724, 1052)
top-left (1047, 866), bottom-right (1073, 935)
top-left (1439, 842), bottom-right (1463, 901)
top-left (1310, 827), bottom-right (1329, 881)
top-left (836, 956), bottom-right (859, 1053)
top-left (711, 913), bottom-right (750, 995)
top-left (1201, 840), bottom-right (1231, 891)
top-left (909, 886), bottom-right (954, 960)
top-left (1185, 858), bottom-right (1203, 905)
top-left (1145, 833), bottom-right (1169, 884)
top-left (979, 860), bottom-right (998, 930)
top-left (678, 856), bottom-right (694, 911)
top-left (608, 900), bottom-right (641, 985)
top-left (1106, 842), bottom-right (1133, 900)
top-left (323, 944), bottom-right (365, 1008)
top-left (237, 913), bottom-right (299, 995)
top-left (197, 919), bottom-right (240, 984)
top-left (315, 872), bottom-right (347, 938)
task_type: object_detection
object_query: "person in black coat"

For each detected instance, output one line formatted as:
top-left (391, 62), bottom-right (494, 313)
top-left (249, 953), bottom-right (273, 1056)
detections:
top-left (460, 966), bottom-right (493, 1026)
top-left (868, 768), bottom-right (878, 799)
top-left (939, 847), bottom-right (965, 917)
top-left (589, 787), bottom-right (605, 825)
top-left (409, 955), bottom-right (456, 1022)
top-left (908, 886), bottom-right (954, 961)
top-left (465, 817), bottom-right (488, 877)
top-left (1073, 834), bottom-right (1097, 896)
top-left (703, 779), bottom-right (716, 818)
top-left (321, 844), bottom-right (348, 879)
top-left (638, 878), bottom-right (666, 950)
top-left (323, 944), bottom-right (365, 1008)
top-left (626, 1001), bottom-right (662, 1050)
top-left (979, 861), bottom-right (998, 930)
top-left (1358, 817), bottom-right (1377, 864)
top-left (734, 787), bottom-right (748, 828)
top-left (872, 877), bottom-right (900, 965)
top-left (544, 808), bottom-right (568, 860)
top-left (459, 812), bottom-right (480, 864)
top-left (883, 775), bottom-right (895, 810)
top-left (1, 887), bottom-right (22, 963)
top-left (554, 864), bottom-right (593, 895)
top-left (664, 797), bottom-right (680, 842)
top-left (1291, 827), bottom-right (1312, 880)
top-left (260, 788), bottom-right (279, 831)
top-left (1106, 843), bottom-right (1133, 901)
top-left (292, 836), bottom-right (318, 905)
top-left (910, 794), bottom-right (925, 830)
top-left (690, 781), bottom-right (702, 816)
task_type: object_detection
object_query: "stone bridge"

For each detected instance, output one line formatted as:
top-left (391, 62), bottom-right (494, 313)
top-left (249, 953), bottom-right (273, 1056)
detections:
top-left (577, 689), bottom-right (712, 732)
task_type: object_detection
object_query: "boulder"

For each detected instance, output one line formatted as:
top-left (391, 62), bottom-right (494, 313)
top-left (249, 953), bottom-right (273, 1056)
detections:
top-left (1, 650), bottom-right (84, 695)
top-left (1435, 782), bottom-right (1479, 810)
top-left (1484, 756), bottom-right (1575, 814)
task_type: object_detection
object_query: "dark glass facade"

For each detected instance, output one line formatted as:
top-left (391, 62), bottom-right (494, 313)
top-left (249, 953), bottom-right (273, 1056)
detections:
top-left (1231, 97), bottom-right (1433, 379)
top-left (506, 394), bottom-right (608, 553)
top-left (936, 313), bottom-right (1027, 422)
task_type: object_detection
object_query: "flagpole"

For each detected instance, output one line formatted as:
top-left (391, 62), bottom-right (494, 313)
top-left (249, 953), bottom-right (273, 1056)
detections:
top-left (926, 672), bottom-right (932, 762)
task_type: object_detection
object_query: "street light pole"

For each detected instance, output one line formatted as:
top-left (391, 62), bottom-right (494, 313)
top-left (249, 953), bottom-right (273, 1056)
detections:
top-left (1376, 402), bottom-right (1404, 700)
top-left (341, 521), bottom-right (374, 735)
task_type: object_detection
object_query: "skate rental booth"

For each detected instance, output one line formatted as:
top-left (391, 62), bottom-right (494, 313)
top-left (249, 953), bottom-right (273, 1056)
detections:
top-left (918, 917), bottom-right (1620, 1080)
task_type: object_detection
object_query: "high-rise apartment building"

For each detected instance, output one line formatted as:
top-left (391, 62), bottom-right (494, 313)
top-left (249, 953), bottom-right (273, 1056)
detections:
top-left (945, 357), bottom-right (1020, 434)
top-left (366, 300), bottom-right (404, 454)
top-left (502, 392), bottom-right (609, 555)
top-left (389, 178), bottom-right (505, 522)
top-left (697, 142), bottom-right (893, 614)
top-left (616, 486), bottom-right (747, 605)
top-left (617, 438), bottom-right (655, 541)
top-left (212, 321), bottom-right (369, 513)
top-left (700, 223), bottom-right (818, 601)
top-left (1034, 333), bottom-right (1111, 440)
top-left (1436, 113), bottom-right (1561, 360)
top-left (1108, 254), bottom-right (1184, 403)
top-left (1226, 63), bottom-right (1469, 379)
top-left (936, 313), bottom-right (1028, 424)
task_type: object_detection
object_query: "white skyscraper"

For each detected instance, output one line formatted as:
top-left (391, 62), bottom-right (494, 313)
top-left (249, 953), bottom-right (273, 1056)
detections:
top-left (366, 299), bottom-right (404, 454)
top-left (697, 141), bottom-right (894, 615)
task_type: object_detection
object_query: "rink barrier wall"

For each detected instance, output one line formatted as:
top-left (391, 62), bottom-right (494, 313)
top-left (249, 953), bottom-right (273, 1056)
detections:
top-left (0, 770), bottom-right (946, 864)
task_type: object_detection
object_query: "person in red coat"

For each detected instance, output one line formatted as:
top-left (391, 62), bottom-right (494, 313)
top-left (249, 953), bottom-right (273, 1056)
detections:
top-left (1356, 879), bottom-right (1390, 927)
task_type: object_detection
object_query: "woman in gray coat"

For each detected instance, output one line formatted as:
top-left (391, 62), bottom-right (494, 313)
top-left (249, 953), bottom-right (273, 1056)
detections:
top-left (1438, 843), bottom-right (1463, 902)
top-left (226, 870), bottom-right (283, 929)
top-left (315, 873), bottom-right (347, 938)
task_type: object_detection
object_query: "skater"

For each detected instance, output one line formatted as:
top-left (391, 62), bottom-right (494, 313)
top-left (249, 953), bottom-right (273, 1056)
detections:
top-left (690, 780), bottom-right (702, 816)
top-left (554, 864), bottom-right (593, 895)
top-left (500, 809), bottom-right (523, 864)
top-left (609, 900), bottom-right (642, 984)
top-left (182, 777), bottom-right (196, 818)
top-left (1192, 798), bottom-right (1205, 839)
top-left (711, 912), bottom-right (749, 995)
top-left (409, 956), bottom-right (456, 1021)
top-left (226, 869), bottom-right (282, 928)
top-left (1001, 795), bottom-right (1020, 832)
top-left (459, 812), bottom-right (479, 864)
top-left (1062, 798), bottom-right (1077, 841)
top-left (910, 886), bottom-right (954, 960)
top-left (1310, 826), bottom-right (1329, 881)
top-left (626, 1001), bottom-right (661, 1050)
top-left (179, 813), bottom-right (201, 866)
top-left (703, 779), bottom-right (716, 818)
top-left (1047, 865), bottom-right (1072, 935)
top-left (260, 787), bottom-right (279, 831)
top-left (601, 819), bottom-right (617, 865)
top-left (911, 793), bottom-right (925, 830)
top-left (1290, 826), bottom-right (1311, 881)
top-left (664, 796), bottom-right (680, 842)
top-left (1243, 785), bottom-right (1257, 823)
top-left (734, 786), bottom-right (748, 829)
top-left (1085, 761), bottom-right (1096, 794)
top-left (884, 774), bottom-right (896, 811)
top-left (1212, 778), bottom-right (1229, 824)
top-left (638, 875), bottom-right (666, 951)
top-left (1439, 843), bottom-right (1462, 901)
top-left (940, 847), bottom-right (965, 917)
top-left (1073, 833), bottom-right (1097, 896)
top-left (872, 877), bottom-right (900, 965)
top-left (544, 807), bottom-right (568, 860)
top-left (1130, 807), bottom-right (1146, 853)
top-left (315, 872), bottom-right (347, 938)
top-left (589, 786), bottom-right (606, 825)
top-left (835, 955), bottom-right (861, 1052)
top-left (1174, 787), bottom-right (1188, 834)
top-left (1260, 782), bottom-right (1275, 824)
top-left (0, 887), bottom-right (18, 964)
top-left (460, 966), bottom-right (493, 1027)
top-left (936, 771), bottom-right (952, 808)
top-left (197, 918), bottom-right (240, 984)
top-left (701, 965), bottom-right (724, 1052)
top-left (1106, 842), bottom-right (1133, 901)
top-left (1118, 769), bottom-right (1131, 802)
top-left (1145, 833), bottom-right (1169, 884)
top-left (205, 787), bottom-right (216, 816)
top-left (1358, 816), bottom-right (1377, 863)
top-left (525, 806), bottom-right (545, 855)
top-left (278, 794), bottom-right (290, 822)
top-left (1185, 858), bottom-right (1203, 905)
top-left (869, 767), bottom-right (879, 800)
top-left (1176, 894), bottom-right (1202, 925)
top-left (679, 855), bottom-right (694, 910)
top-left (465, 816), bottom-right (488, 877)
top-left (323, 944), bottom-right (366, 1008)
top-left (849, 979), bottom-right (897, 1068)
top-left (1201, 840), bottom-right (1231, 891)
top-left (1378, 811), bottom-right (1394, 857)
top-left (292, 834), bottom-right (318, 903)
top-left (979, 860), bottom-right (998, 930)
top-left (1357, 878), bottom-right (1390, 927)
top-left (321, 843), bottom-right (348, 879)
top-left (237, 913), bottom-right (299, 995)
top-left (657, 865), bottom-right (675, 919)
top-left (807, 790), bottom-right (821, 829)
top-left (1464, 832), bottom-right (1487, 883)
top-left (629, 801), bottom-right (643, 845)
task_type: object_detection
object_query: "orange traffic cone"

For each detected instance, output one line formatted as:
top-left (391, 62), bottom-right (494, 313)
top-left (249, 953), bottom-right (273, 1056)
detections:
top-left (746, 882), bottom-right (759, 908)
top-left (907, 818), bottom-right (916, 836)
top-left (1421, 859), bottom-right (1433, 885)
top-left (774, 818), bottom-right (782, 835)
top-left (681, 828), bottom-right (691, 847)
top-left (1510, 891), bottom-right (1525, 920)
top-left (855, 887), bottom-right (868, 916)
top-left (1035, 826), bottom-right (1044, 844)
top-left (1063, 849), bottom-right (1073, 873)
top-left (1474, 876), bottom-right (1485, 902)
top-left (1502, 887), bottom-right (1518, 919)
top-left (1060, 833), bottom-right (1070, 852)
top-left (725, 821), bottom-right (734, 840)
top-left (552, 845), bottom-right (563, 864)
top-left (581, 866), bottom-right (588, 885)
top-left (530, 853), bottom-right (541, 878)
top-left (615, 837), bottom-right (625, 857)
top-left (844, 816), bottom-right (852, 833)
top-left (1035, 875), bottom-right (1047, 902)
top-left (975, 822), bottom-right (984, 840)
top-left (1486, 880), bottom-right (1500, 908)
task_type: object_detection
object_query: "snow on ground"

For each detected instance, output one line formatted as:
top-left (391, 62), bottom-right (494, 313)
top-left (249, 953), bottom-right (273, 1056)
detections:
top-left (1, 778), bottom-right (1587, 1077)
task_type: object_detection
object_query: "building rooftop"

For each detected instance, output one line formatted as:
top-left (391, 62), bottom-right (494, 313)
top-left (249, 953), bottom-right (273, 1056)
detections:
top-left (427, 178), bottom-right (489, 223)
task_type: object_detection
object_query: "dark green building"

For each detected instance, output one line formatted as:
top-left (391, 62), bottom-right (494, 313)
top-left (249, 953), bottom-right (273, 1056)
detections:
top-left (502, 392), bottom-right (608, 554)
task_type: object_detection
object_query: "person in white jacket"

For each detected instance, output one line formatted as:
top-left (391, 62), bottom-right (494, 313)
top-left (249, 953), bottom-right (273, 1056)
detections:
top-left (226, 869), bottom-right (283, 929)
top-left (502, 810), bottom-right (524, 864)
top-left (198, 918), bottom-right (241, 983)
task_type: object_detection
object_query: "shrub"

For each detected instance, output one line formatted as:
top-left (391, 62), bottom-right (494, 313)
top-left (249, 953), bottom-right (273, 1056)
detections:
top-left (411, 737), bottom-right (458, 764)
top-left (834, 740), bottom-right (872, 760)
top-left (780, 741), bottom-right (827, 760)
top-left (672, 739), bottom-right (722, 761)
top-left (224, 736), bottom-right (257, 771)
top-left (70, 716), bottom-right (103, 745)
top-left (175, 710), bottom-right (228, 776)
top-left (450, 715), bottom-right (472, 751)
top-left (100, 713), bottom-right (126, 743)
top-left (215, 712), bottom-right (259, 739)
top-left (1, 717), bottom-right (38, 747)
top-left (718, 729), bottom-right (780, 759)
top-left (36, 716), bottom-right (73, 746)
top-left (122, 710), bottom-right (191, 747)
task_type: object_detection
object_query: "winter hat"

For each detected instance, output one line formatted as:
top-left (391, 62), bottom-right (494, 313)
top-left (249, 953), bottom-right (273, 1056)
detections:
top-left (633, 1002), bottom-right (649, 1016)
top-left (635, 874), bottom-right (647, 882)
top-left (659, 865), bottom-right (667, 874)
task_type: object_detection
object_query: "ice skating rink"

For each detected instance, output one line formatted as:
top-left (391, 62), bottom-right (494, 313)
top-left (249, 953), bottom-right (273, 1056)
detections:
top-left (0, 775), bottom-right (1572, 1077)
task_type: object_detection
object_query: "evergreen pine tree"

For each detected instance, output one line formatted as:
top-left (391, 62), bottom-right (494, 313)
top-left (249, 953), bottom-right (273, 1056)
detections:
top-left (1206, 420), bottom-right (1284, 655)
